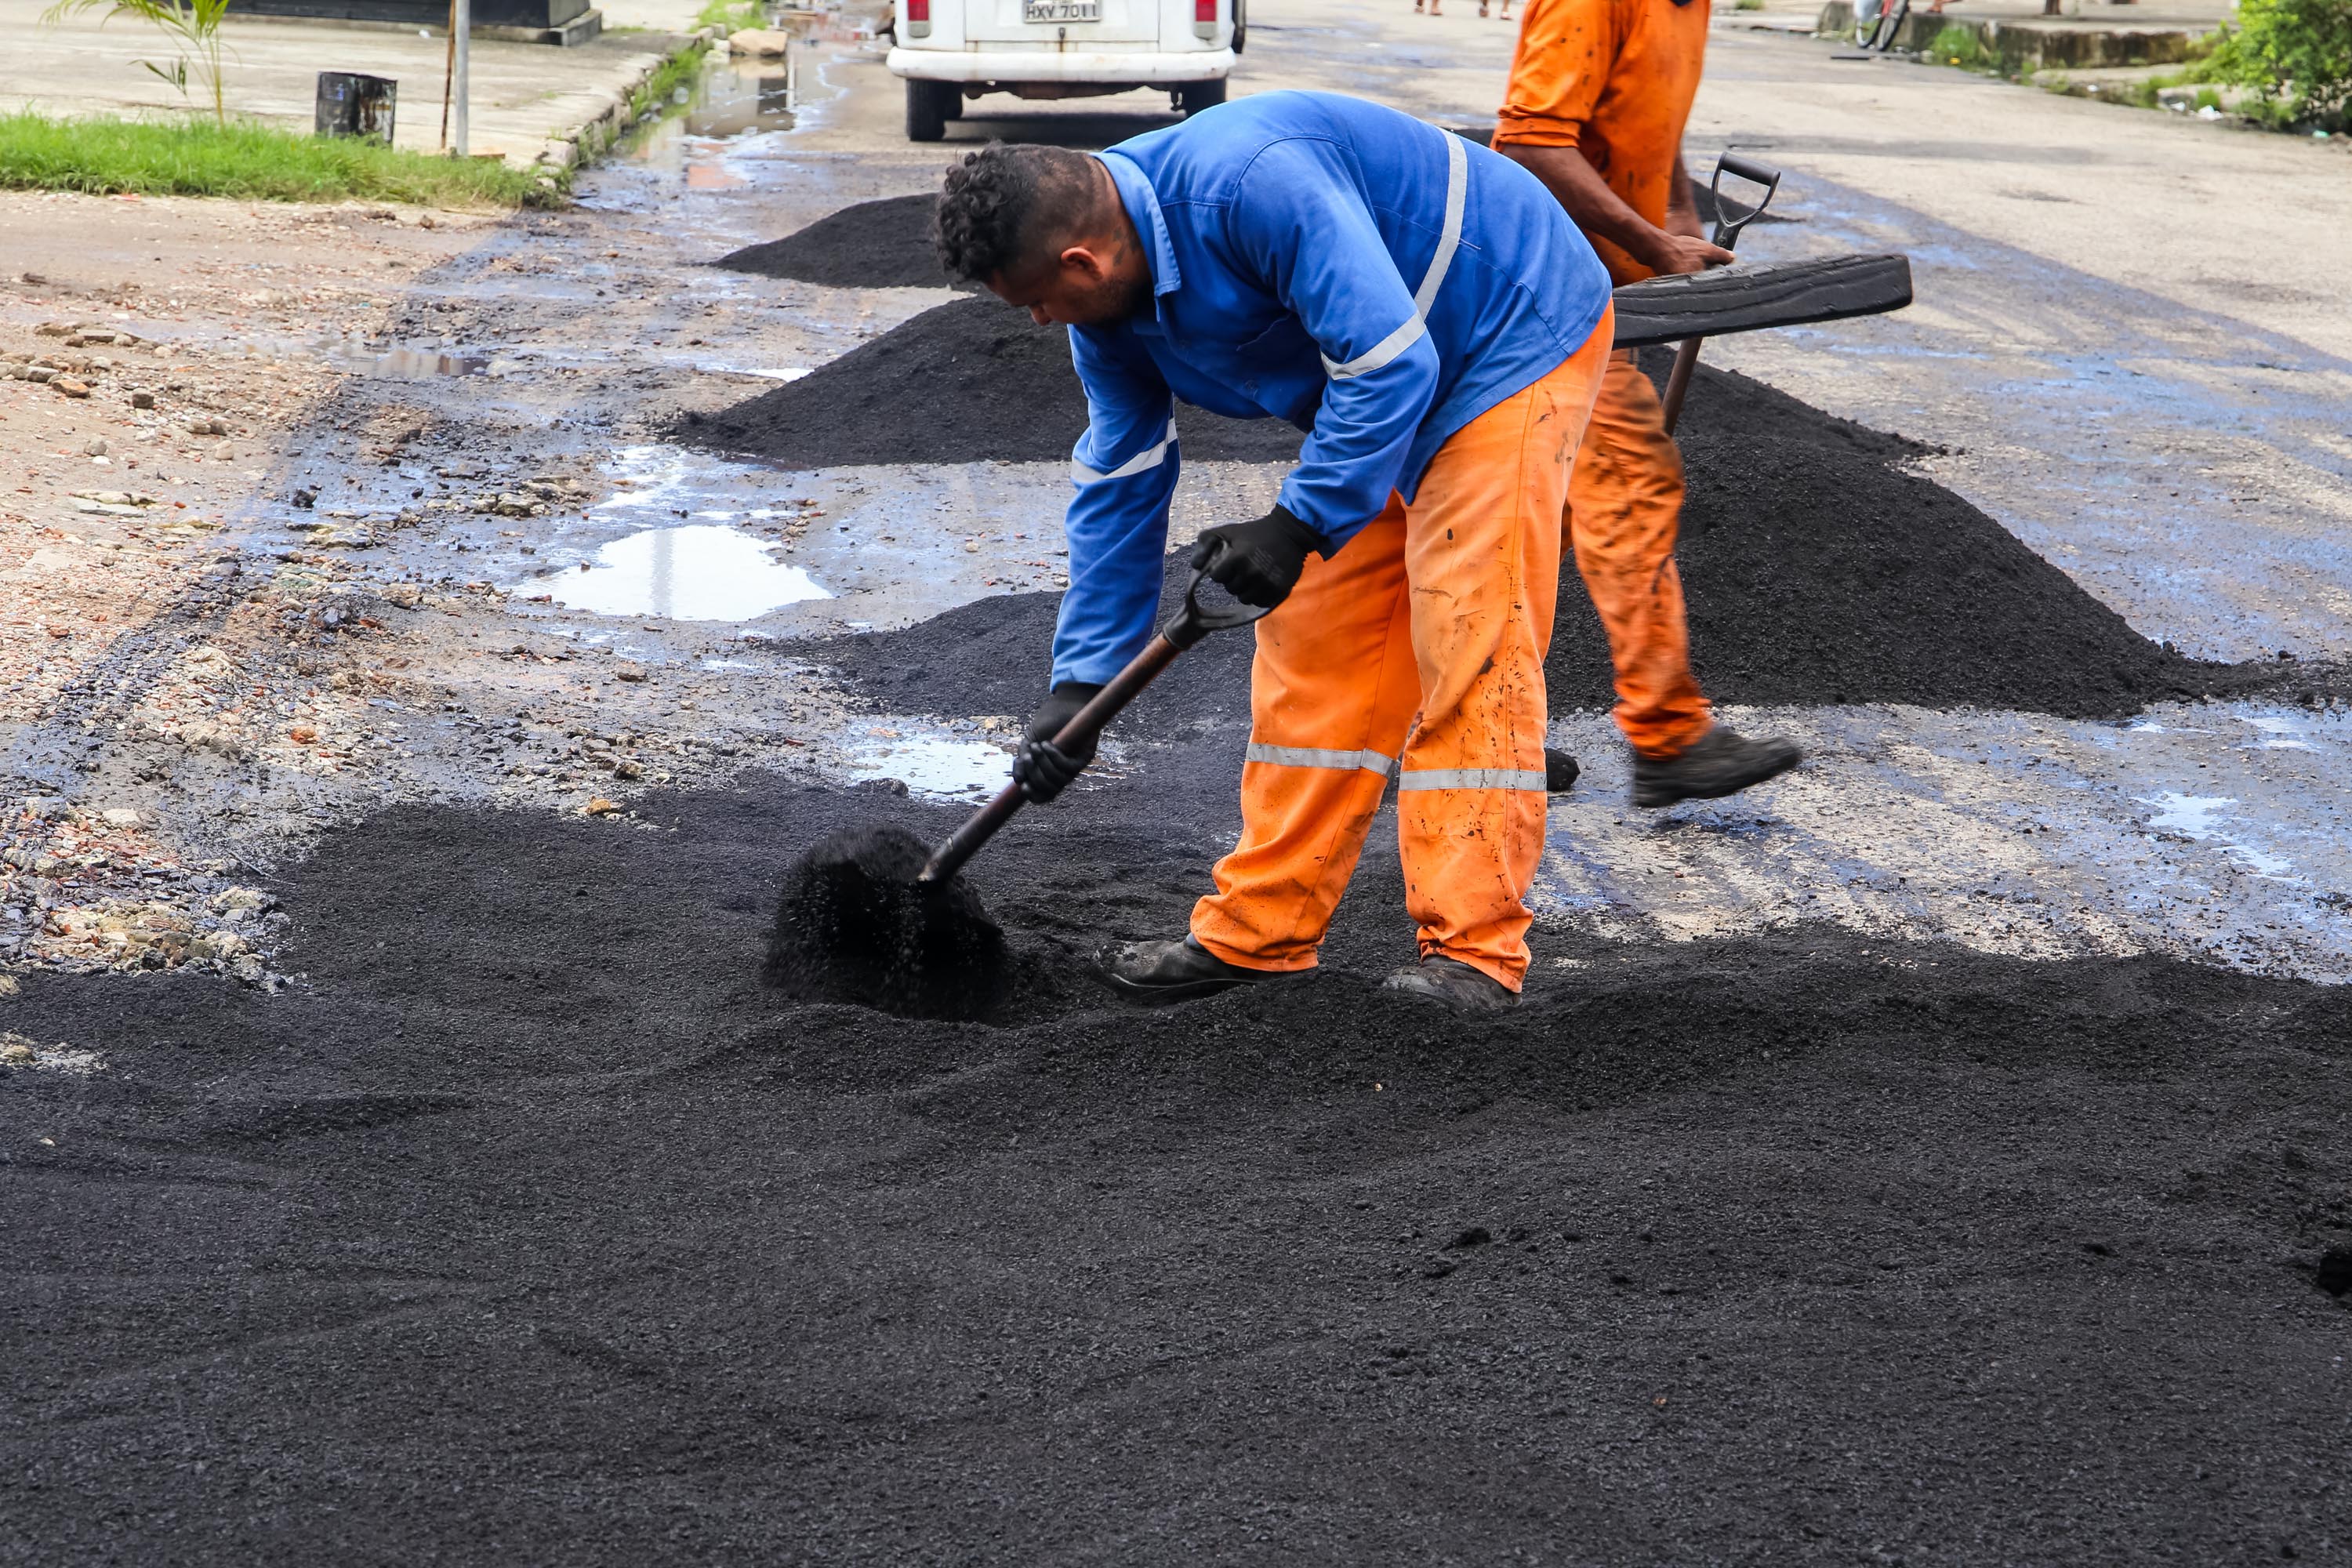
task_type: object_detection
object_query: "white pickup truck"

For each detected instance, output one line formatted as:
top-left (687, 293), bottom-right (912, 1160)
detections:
top-left (887, 0), bottom-right (1243, 142)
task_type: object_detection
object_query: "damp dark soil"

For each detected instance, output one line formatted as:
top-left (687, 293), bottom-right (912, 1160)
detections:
top-left (4, 779), bottom-right (2349, 1566)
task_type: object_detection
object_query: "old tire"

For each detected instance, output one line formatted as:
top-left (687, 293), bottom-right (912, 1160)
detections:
top-left (1177, 78), bottom-right (1227, 116)
top-left (906, 78), bottom-right (954, 142)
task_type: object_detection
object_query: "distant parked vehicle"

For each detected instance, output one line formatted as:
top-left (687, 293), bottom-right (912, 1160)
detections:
top-left (887, 0), bottom-right (1244, 142)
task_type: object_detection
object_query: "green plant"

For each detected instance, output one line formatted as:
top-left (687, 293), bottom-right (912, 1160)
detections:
top-left (695, 0), bottom-right (766, 30)
top-left (628, 44), bottom-right (706, 124)
top-left (0, 111), bottom-right (562, 206)
top-left (39, 0), bottom-right (234, 124)
top-left (1733, 0), bottom-right (1765, 10)
top-left (1930, 22), bottom-right (1988, 68)
top-left (2209, 0), bottom-right (2352, 129)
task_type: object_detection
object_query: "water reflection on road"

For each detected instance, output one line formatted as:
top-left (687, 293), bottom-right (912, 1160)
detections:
top-left (553, 524), bottom-right (831, 621)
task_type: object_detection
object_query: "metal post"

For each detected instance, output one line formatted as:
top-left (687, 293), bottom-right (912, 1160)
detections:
top-left (452, 0), bottom-right (471, 157)
top-left (440, 0), bottom-right (456, 151)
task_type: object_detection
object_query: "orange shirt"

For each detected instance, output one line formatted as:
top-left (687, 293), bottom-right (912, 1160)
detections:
top-left (1492, 0), bottom-right (1712, 285)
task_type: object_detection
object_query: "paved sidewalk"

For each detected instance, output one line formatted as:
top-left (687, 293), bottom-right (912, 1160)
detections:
top-left (0, 0), bottom-right (706, 165)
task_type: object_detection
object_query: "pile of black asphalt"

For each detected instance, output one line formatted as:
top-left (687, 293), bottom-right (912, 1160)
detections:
top-left (716, 193), bottom-right (971, 291)
top-left (679, 293), bottom-right (1303, 466)
top-left (789, 347), bottom-right (2328, 724)
top-left (691, 240), bottom-right (2335, 720)
top-left (706, 176), bottom-right (1787, 294)
top-left (5, 774), bottom-right (2347, 1565)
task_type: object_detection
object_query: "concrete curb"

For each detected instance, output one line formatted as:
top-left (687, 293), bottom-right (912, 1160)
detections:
top-left (521, 23), bottom-right (725, 179)
top-left (1815, 2), bottom-right (2211, 67)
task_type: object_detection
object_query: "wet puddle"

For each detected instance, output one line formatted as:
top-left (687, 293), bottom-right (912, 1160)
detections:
top-left (2139, 789), bottom-right (2296, 878)
top-left (552, 524), bottom-right (830, 621)
top-left (839, 724), bottom-right (1014, 802)
top-left (325, 346), bottom-right (488, 379)
top-left (622, 31), bottom-right (806, 189)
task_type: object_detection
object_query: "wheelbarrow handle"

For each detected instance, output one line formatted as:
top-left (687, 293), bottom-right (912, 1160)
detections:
top-left (1706, 152), bottom-right (1784, 249)
top-left (1664, 152), bottom-right (1787, 433)
top-left (916, 562), bottom-right (1269, 884)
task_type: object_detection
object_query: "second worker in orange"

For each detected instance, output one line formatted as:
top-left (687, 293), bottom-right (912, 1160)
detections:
top-left (1494, 0), bottom-right (1802, 804)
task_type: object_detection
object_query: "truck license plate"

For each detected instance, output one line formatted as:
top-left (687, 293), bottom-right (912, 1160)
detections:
top-left (1024, 0), bottom-right (1099, 19)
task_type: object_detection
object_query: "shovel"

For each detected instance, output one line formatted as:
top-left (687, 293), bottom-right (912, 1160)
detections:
top-left (918, 558), bottom-right (1270, 884)
top-left (766, 557), bottom-right (1268, 1021)
top-left (1657, 153), bottom-right (1783, 435)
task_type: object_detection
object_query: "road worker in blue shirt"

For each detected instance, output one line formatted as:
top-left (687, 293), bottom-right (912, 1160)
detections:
top-left (935, 91), bottom-right (1730, 1011)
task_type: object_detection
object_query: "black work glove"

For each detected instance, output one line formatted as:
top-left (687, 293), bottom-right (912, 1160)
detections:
top-left (1012, 681), bottom-right (1103, 804)
top-left (1188, 503), bottom-right (1323, 609)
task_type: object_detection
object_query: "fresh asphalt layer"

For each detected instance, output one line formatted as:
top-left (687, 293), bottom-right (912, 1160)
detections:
top-left (4, 777), bottom-right (2349, 1565)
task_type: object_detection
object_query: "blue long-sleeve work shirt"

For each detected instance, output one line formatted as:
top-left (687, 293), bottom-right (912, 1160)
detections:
top-left (1050, 89), bottom-right (1612, 688)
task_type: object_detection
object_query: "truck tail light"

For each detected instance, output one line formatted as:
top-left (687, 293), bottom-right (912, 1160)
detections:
top-left (906, 0), bottom-right (930, 38)
top-left (1194, 0), bottom-right (1217, 38)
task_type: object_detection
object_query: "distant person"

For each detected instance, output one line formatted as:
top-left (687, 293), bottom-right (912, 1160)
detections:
top-left (1480, 0), bottom-right (1515, 16)
top-left (1416, 0), bottom-right (1446, 13)
top-left (1490, 0), bottom-right (1802, 807)
top-left (934, 93), bottom-right (1623, 1012)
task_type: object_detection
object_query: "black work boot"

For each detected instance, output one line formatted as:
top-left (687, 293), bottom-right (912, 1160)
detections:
top-left (1098, 935), bottom-right (1285, 1004)
top-left (1381, 954), bottom-right (1520, 1013)
top-left (1631, 725), bottom-right (1802, 808)
top-left (1544, 747), bottom-right (1581, 793)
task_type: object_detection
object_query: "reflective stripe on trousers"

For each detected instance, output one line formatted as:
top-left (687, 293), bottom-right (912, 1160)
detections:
top-left (1190, 316), bottom-right (1614, 992)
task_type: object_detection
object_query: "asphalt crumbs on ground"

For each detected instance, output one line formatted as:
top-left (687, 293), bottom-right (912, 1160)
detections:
top-left (3, 772), bottom-right (2348, 1564)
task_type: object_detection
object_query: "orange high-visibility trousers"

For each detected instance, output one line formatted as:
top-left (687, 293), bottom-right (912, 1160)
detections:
top-left (1566, 348), bottom-right (1713, 760)
top-left (1189, 321), bottom-right (1613, 992)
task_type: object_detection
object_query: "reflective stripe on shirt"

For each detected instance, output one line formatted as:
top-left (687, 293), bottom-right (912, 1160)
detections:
top-left (1320, 131), bottom-right (1468, 383)
top-left (1071, 417), bottom-right (1177, 487)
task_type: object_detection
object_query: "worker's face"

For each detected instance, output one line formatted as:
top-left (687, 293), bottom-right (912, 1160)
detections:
top-left (987, 238), bottom-right (1151, 329)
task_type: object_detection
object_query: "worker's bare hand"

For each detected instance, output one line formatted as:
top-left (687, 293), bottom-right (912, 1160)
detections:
top-left (1646, 232), bottom-right (1736, 275)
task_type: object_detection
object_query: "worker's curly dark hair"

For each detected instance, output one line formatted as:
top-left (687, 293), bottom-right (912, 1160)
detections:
top-left (934, 143), bottom-right (1098, 284)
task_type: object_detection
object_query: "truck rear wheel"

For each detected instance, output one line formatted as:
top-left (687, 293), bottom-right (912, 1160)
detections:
top-left (906, 78), bottom-right (956, 142)
top-left (1177, 79), bottom-right (1226, 116)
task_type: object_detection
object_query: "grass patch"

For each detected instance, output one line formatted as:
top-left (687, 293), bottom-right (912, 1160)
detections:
top-left (605, 42), bottom-right (711, 156)
top-left (1929, 22), bottom-right (1992, 68)
top-left (633, 44), bottom-right (707, 119)
top-left (694, 0), bottom-right (765, 30)
top-left (0, 111), bottom-right (561, 205)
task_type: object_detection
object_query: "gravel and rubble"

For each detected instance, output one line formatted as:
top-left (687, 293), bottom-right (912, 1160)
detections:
top-left (0, 192), bottom-right (880, 985)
